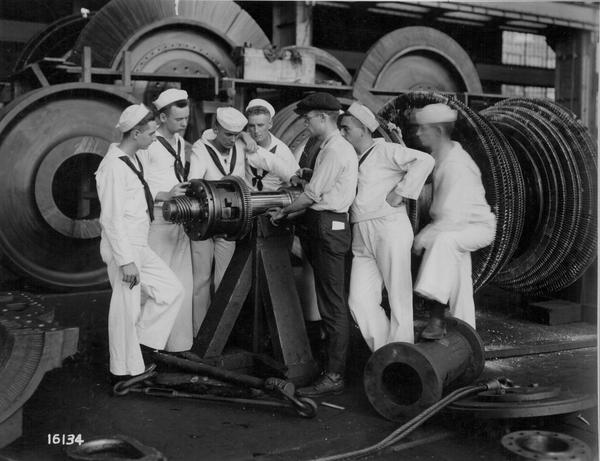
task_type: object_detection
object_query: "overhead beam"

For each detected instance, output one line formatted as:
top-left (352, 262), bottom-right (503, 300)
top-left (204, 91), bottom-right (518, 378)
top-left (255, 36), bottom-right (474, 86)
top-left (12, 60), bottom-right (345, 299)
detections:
top-left (475, 63), bottom-right (555, 86)
top-left (371, 2), bottom-right (598, 30)
top-left (0, 19), bottom-right (46, 43)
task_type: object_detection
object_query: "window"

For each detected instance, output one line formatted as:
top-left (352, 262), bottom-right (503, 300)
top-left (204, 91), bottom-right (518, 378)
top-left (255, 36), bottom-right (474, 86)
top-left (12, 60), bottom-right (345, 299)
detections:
top-left (501, 85), bottom-right (555, 100)
top-left (502, 31), bottom-right (556, 69)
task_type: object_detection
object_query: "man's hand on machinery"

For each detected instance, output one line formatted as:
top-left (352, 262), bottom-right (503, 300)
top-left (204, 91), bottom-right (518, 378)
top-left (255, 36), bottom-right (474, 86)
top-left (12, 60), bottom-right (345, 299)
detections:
top-left (121, 262), bottom-right (140, 288)
top-left (290, 175), bottom-right (307, 188)
top-left (170, 182), bottom-right (190, 198)
top-left (267, 207), bottom-right (287, 226)
top-left (296, 168), bottom-right (313, 181)
top-left (155, 182), bottom-right (190, 202)
top-left (239, 132), bottom-right (258, 153)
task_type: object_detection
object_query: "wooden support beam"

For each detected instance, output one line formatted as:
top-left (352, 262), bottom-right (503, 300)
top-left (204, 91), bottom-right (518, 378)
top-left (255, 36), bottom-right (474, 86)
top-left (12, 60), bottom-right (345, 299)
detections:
top-left (29, 63), bottom-right (50, 87)
top-left (552, 29), bottom-right (597, 137)
top-left (193, 242), bottom-right (253, 358)
top-left (81, 46), bottom-right (92, 83)
top-left (121, 51), bottom-right (132, 88)
top-left (295, 2), bottom-right (313, 47)
top-left (272, 2), bottom-right (313, 47)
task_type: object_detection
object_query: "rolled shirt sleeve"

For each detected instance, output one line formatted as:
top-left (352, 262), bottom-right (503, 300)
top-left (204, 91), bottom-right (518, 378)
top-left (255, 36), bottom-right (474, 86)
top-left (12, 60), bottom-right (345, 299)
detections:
top-left (303, 148), bottom-right (343, 203)
top-left (392, 146), bottom-right (435, 200)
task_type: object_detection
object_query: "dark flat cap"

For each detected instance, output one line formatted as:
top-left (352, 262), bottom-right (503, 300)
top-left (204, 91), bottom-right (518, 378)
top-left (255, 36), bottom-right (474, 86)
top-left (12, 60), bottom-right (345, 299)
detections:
top-left (294, 92), bottom-right (342, 114)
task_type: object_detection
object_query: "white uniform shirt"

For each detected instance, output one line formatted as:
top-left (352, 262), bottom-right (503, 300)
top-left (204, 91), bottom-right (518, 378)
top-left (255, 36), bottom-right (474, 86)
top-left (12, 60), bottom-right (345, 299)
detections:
top-left (351, 138), bottom-right (434, 223)
top-left (191, 130), bottom-right (297, 187)
top-left (304, 131), bottom-right (358, 213)
top-left (246, 133), bottom-right (299, 191)
top-left (189, 137), bottom-right (247, 180)
top-left (96, 143), bottom-right (150, 266)
top-left (429, 141), bottom-right (495, 228)
top-left (138, 132), bottom-right (185, 201)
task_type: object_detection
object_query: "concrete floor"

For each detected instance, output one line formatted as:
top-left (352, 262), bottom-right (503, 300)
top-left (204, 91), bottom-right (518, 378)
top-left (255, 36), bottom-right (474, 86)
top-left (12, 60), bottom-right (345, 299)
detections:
top-left (0, 289), bottom-right (597, 461)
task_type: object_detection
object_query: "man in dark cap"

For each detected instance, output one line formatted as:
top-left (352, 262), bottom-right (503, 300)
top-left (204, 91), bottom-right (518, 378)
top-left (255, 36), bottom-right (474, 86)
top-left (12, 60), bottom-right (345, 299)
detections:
top-left (270, 92), bottom-right (358, 396)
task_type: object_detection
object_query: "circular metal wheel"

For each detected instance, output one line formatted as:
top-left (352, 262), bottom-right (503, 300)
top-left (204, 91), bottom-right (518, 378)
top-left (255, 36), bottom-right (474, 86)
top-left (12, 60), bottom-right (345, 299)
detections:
top-left (378, 92), bottom-right (524, 290)
top-left (447, 390), bottom-right (596, 419)
top-left (484, 99), bottom-right (597, 294)
top-left (0, 83), bottom-right (137, 290)
top-left (353, 26), bottom-right (483, 112)
top-left (501, 431), bottom-right (592, 461)
top-left (13, 13), bottom-right (94, 72)
top-left (283, 46), bottom-right (352, 85)
top-left (72, 0), bottom-right (270, 105)
top-left (483, 107), bottom-right (574, 294)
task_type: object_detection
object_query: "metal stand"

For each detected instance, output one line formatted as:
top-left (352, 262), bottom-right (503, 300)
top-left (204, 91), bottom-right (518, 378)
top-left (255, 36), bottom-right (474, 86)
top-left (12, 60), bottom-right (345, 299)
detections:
top-left (193, 215), bottom-right (319, 386)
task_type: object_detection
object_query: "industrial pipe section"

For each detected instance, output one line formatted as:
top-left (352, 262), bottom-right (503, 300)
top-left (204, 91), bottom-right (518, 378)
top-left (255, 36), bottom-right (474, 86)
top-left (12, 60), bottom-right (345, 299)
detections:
top-left (162, 176), bottom-right (301, 241)
top-left (363, 318), bottom-right (485, 422)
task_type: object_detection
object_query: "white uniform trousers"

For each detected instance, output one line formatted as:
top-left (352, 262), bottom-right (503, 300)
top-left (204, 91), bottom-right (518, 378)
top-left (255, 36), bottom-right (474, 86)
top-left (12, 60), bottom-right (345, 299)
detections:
top-left (348, 212), bottom-right (415, 351)
top-left (101, 241), bottom-right (184, 376)
top-left (413, 221), bottom-right (496, 328)
top-left (148, 207), bottom-right (193, 351)
top-left (190, 237), bottom-right (236, 334)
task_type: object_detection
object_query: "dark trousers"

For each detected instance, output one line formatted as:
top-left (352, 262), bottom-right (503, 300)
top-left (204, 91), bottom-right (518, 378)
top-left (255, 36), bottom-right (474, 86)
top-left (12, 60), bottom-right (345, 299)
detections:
top-left (298, 209), bottom-right (351, 375)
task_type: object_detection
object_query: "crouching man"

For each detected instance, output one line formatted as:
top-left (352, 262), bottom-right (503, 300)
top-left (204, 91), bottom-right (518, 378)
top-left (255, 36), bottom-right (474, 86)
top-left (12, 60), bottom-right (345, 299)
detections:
top-left (412, 103), bottom-right (496, 339)
top-left (96, 104), bottom-right (184, 381)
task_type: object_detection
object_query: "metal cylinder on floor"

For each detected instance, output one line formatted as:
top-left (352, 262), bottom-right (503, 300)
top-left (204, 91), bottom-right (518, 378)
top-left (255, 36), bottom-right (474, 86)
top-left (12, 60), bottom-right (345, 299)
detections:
top-left (363, 318), bottom-right (485, 421)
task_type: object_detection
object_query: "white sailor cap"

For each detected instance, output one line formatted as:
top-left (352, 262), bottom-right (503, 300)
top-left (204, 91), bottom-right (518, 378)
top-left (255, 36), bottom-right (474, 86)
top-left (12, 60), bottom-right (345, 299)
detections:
top-left (347, 102), bottom-right (379, 132)
top-left (414, 103), bottom-right (458, 124)
top-left (153, 88), bottom-right (188, 110)
top-left (216, 107), bottom-right (248, 133)
top-left (116, 104), bottom-right (151, 133)
top-left (245, 98), bottom-right (275, 118)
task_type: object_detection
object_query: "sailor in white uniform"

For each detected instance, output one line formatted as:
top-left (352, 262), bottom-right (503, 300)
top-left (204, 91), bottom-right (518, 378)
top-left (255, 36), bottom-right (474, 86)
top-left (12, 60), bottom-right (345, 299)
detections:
top-left (412, 103), bottom-right (496, 339)
top-left (137, 88), bottom-right (193, 351)
top-left (244, 98), bottom-right (299, 192)
top-left (189, 107), bottom-right (295, 330)
top-left (341, 103), bottom-right (434, 350)
top-left (96, 104), bottom-right (183, 379)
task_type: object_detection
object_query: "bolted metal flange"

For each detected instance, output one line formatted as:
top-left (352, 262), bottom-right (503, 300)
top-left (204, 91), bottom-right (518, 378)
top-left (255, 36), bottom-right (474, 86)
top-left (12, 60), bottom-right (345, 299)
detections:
top-left (501, 430), bottom-right (592, 461)
top-left (447, 385), bottom-right (596, 419)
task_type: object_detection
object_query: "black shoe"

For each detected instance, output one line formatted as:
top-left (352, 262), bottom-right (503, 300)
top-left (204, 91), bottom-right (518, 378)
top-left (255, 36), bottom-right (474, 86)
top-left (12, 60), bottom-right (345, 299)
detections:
top-left (109, 373), bottom-right (131, 386)
top-left (111, 364), bottom-right (157, 392)
top-left (421, 317), bottom-right (447, 340)
top-left (297, 372), bottom-right (345, 397)
top-left (140, 344), bottom-right (159, 362)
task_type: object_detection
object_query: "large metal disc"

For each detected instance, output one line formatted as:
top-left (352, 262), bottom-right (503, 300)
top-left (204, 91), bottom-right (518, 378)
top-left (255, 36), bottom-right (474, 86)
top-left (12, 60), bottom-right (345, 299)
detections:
top-left (378, 92), bottom-right (525, 291)
top-left (353, 26), bottom-right (483, 112)
top-left (72, 0), bottom-right (270, 104)
top-left (0, 83), bottom-right (136, 290)
top-left (484, 99), bottom-right (597, 294)
top-left (283, 46), bottom-right (352, 85)
top-left (13, 13), bottom-right (94, 72)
